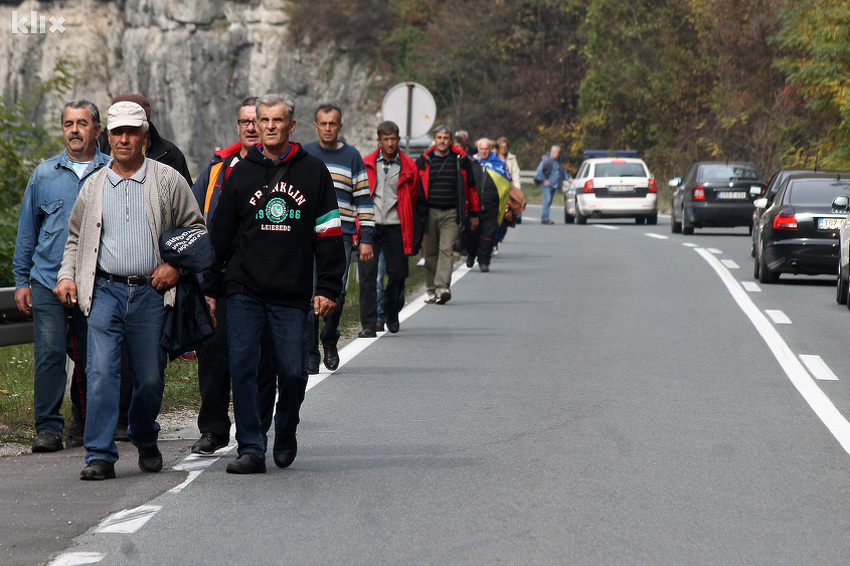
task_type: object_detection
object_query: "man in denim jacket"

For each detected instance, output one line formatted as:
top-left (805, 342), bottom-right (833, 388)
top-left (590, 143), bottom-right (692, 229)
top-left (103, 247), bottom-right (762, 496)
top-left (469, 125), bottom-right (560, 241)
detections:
top-left (13, 99), bottom-right (108, 452)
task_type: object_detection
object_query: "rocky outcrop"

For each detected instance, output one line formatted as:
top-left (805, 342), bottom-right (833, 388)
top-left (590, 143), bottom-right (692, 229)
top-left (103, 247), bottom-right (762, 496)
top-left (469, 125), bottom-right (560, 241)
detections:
top-left (0, 0), bottom-right (377, 175)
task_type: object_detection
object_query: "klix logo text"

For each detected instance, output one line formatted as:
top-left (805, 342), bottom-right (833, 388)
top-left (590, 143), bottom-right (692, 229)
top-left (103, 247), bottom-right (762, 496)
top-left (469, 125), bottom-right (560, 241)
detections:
top-left (11, 11), bottom-right (66, 34)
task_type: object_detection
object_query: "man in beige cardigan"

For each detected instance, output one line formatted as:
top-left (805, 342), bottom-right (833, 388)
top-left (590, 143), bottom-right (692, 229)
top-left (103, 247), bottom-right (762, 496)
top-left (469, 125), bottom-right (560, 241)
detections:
top-left (54, 101), bottom-right (205, 481)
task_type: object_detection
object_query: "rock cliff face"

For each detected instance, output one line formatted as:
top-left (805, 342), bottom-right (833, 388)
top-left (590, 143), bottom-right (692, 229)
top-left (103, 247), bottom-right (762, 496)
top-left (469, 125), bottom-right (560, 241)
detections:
top-left (0, 0), bottom-right (377, 175)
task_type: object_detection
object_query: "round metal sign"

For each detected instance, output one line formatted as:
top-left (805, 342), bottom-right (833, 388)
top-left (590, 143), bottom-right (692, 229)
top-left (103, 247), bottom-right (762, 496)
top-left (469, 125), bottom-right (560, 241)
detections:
top-left (381, 82), bottom-right (437, 139)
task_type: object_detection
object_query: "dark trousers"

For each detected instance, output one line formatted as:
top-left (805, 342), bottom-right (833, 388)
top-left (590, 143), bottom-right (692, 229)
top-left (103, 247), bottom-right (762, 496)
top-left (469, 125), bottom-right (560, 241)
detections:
top-left (465, 201), bottom-right (500, 266)
top-left (197, 295), bottom-right (276, 440)
top-left (308, 235), bottom-right (353, 361)
top-left (359, 224), bottom-right (407, 331)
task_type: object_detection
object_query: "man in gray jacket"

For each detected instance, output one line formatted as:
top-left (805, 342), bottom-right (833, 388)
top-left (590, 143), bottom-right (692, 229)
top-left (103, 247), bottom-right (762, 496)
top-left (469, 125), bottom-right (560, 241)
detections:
top-left (54, 101), bottom-right (205, 481)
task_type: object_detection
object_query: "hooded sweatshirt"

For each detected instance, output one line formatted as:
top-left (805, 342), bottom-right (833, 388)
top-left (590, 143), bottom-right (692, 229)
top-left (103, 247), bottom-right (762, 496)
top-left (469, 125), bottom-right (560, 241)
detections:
top-left (209, 143), bottom-right (345, 310)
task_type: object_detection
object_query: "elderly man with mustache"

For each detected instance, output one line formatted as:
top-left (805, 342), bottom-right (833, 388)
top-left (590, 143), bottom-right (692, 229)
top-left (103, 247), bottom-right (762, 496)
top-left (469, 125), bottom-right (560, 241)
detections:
top-left (13, 99), bottom-right (110, 452)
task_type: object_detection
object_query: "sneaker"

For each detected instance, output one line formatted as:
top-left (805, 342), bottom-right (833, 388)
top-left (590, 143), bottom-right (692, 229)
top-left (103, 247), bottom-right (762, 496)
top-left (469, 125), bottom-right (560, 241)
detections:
top-left (65, 422), bottom-right (84, 449)
top-left (541, 219), bottom-right (554, 225)
top-left (424, 291), bottom-right (437, 304)
top-left (80, 459), bottom-right (116, 481)
top-left (178, 351), bottom-right (197, 361)
top-left (435, 288), bottom-right (452, 304)
top-left (191, 432), bottom-right (228, 455)
top-left (32, 432), bottom-right (63, 453)
top-left (226, 453), bottom-right (266, 474)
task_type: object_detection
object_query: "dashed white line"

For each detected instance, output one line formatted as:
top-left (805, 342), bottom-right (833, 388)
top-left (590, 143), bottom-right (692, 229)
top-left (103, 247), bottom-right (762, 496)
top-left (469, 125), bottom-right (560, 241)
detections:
top-left (765, 309), bottom-right (792, 324)
top-left (682, 242), bottom-right (699, 248)
top-left (800, 355), bottom-right (839, 381)
top-left (594, 225), bottom-right (618, 230)
top-left (47, 552), bottom-right (105, 566)
top-left (94, 505), bottom-right (162, 534)
top-left (646, 233), bottom-right (668, 240)
top-left (741, 281), bottom-right (761, 292)
top-left (721, 259), bottom-right (739, 269)
top-left (696, 248), bottom-right (850, 457)
top-left (708, 248), bottom-right (722, 254)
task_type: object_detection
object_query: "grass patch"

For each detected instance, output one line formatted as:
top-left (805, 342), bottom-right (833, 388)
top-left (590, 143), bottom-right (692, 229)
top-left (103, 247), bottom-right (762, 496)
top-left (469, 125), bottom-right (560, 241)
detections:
top-left (0, 253), bottom-right (428, 443)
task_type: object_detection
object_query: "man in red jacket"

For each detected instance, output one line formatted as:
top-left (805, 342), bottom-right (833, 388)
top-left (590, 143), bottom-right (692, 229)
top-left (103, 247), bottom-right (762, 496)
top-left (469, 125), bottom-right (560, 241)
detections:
top-left (359, 121), bottom-right (421, 334)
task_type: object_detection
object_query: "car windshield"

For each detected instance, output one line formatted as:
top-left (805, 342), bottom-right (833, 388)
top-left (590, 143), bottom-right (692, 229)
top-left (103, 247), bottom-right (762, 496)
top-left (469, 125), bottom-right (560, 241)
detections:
top-left (699, 164), bottom-right (760, 180)
top-left (594, 163), bottom-right (646, 177)
top-left (785, 179), bottom-right (850, 205)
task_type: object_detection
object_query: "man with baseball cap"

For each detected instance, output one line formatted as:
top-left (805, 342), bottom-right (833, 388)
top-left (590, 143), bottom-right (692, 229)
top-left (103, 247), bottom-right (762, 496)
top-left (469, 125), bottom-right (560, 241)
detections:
top-left (55, 100), bottom-right (206, 480)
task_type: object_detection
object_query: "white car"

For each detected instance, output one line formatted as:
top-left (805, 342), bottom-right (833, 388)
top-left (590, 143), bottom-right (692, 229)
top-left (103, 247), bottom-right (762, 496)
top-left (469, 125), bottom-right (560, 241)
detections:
top-left (565, 157), bottom-right (658, 224)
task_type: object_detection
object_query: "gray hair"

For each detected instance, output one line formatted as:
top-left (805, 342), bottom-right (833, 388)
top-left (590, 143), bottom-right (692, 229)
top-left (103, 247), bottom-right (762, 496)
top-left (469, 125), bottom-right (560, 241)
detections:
top-left (550, 145), bottom-right (561, 153)
top-left (434, 124), bottom-right (452, 136)
top-left (256, 93), bottom-right (296, 121)
top-left (62, 99), bottom-right (100, 126)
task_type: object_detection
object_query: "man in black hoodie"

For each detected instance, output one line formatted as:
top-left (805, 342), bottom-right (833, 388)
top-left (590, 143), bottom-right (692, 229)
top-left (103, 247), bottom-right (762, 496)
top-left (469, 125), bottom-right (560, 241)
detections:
top-left (209, 93), bottom-right (345, 474)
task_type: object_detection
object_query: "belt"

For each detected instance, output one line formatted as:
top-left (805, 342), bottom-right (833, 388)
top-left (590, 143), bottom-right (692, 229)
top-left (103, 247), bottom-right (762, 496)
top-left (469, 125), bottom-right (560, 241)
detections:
top-left (96, 270), bottom-right (150, 286)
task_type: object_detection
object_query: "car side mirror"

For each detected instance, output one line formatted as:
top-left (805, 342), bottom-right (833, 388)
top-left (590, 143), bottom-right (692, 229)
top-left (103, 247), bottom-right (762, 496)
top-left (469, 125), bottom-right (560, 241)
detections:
top-left (753, 198), bottom-right (768, 209)
top-left (832, 195), bottom-right (850, 212)
top-left (749, 185), bottom-right (763, 196)
top-left (668, 177), bottom-right (682, 188)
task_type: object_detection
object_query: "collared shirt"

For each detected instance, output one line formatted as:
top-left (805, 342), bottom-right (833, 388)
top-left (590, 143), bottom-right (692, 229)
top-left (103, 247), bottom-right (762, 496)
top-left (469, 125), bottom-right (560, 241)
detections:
top-left (374, 151), bottom-right (401, 225)
top-left (98, 159), bottom-right (158, 276)
top-left (13, 149), bottom-right (109, 290)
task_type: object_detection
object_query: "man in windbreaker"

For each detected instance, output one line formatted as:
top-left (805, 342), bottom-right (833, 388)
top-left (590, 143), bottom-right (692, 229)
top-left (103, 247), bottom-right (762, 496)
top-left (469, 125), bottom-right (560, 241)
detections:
top-left (209, 93), bottom-right (345, 474)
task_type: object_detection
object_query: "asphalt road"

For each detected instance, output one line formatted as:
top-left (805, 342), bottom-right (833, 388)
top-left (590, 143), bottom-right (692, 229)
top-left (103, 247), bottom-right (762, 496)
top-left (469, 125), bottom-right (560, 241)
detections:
top-left (7, 204), bottom-right (850, 565)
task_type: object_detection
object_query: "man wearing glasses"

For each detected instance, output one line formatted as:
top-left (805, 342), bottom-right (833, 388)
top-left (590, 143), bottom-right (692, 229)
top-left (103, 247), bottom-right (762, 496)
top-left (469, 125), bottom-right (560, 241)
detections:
top-left (188, 97), bottom-right (277, 456)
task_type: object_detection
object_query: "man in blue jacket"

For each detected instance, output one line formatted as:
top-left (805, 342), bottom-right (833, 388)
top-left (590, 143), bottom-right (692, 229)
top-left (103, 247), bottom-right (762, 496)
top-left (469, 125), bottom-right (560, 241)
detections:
top-left (535, 145), bottom-right (569, 224)
top-left (13, 99), bottom-right (108, 452)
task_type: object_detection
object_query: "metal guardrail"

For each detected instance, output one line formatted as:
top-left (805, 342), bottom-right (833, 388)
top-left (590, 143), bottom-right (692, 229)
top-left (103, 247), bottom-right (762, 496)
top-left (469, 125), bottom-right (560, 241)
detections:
top-left (0, 287), bottom-right (34, 347)
top-left (519, 170), bottom-right (536, 185)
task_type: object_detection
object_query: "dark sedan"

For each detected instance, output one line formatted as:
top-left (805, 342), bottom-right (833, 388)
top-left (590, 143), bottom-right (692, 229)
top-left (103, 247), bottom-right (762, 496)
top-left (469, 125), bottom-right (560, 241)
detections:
top-left (751, 169), bottom-right (813, 257)
top-left (670, 162), bottom-right (765, 234)
top-left (753, 172), bottom-right (850, 284)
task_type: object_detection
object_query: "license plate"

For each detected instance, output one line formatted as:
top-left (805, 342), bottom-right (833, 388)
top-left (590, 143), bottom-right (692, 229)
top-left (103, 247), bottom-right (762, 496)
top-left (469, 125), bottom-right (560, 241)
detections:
top-left (818, 217), bottom-right (844, 230)
top-left (717, 191), bottom-right (746, 199)
top-left (608, 185), bottom-right (634, 193)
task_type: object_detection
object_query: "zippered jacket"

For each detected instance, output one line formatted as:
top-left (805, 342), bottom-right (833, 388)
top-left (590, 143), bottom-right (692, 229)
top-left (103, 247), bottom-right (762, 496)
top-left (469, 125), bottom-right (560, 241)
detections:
top-left (363, 148), bottom-right (420, 255)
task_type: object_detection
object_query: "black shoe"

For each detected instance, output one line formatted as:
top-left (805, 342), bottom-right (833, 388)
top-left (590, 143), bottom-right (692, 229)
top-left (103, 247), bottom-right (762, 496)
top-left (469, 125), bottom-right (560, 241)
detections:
top-left (32, 432), bottom-right (63, 453)
top-left (323, 343), bottom-right (340, 371)
top-left (376, 321), bottom-right (385, 332)
top-left (138, 445), bottom-right (163, 473)
top-left (479, 263), bottom-right (490, 272)
top-left (307, 357), bottom-right (320, 375)
top-left (358, 328), bottom-right (377, 338)
top-left (226, 453), bottom-right (266, 474)
top-left (386, 320), bottom-right (400, 333)
top-left (113, 424), bottom-right (130, 442)
top-left (541, 219), bottom-right (554, 225)
top-left (191, 432), bottom-right (227, 455)
top-left (273, 433), bottom-right (298, 469)
top-left (466, 255), bottom-right (475, 268)
top-left (81, 459), bottom-right (116, 481)
top-left (65, 423), bottom-right (84, 449)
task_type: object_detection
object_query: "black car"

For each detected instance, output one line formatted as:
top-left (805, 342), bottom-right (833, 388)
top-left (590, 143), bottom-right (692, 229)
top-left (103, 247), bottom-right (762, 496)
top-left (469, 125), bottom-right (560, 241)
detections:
top-left (751, 169), bottom-right (813, 257)
top-left (670, 161), bottom-right (765, 234)
top-left (753, 172), bottom-right (850, 284)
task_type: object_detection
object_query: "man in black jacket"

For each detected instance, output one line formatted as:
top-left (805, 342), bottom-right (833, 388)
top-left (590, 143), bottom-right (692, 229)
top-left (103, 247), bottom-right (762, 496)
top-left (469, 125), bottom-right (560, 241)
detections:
top-left (209, 93), bottom-right (345, 474)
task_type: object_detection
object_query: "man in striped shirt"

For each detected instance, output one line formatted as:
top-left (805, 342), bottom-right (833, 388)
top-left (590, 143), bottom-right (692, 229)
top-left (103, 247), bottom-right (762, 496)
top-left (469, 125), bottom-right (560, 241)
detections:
top-left (304, 103), bottom-right (375, 373)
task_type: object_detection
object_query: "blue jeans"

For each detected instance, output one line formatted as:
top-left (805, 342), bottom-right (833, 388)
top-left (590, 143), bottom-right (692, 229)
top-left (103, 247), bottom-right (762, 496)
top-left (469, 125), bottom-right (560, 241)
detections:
top-left (541, 184), bottom-right (557, 222)
top-left (31, 280), bottom-right (87, 436)
top-left (227, 293), bottom-right (309, 458)
top-left (85, 277), bottom-right (167, 463)
top-left (376, 250), bottom-right (386, 324)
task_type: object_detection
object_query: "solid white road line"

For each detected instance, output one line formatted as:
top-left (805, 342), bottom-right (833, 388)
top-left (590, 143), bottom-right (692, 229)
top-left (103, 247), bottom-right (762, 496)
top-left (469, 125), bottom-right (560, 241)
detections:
top-left (696, 247), bottom-right (850, 456)
top-left (765, 309), bottom-right (792, 324)
top-left (741, 281), bottom-right (761, 293)
top-left (800, 355), bottom-right (839, 381)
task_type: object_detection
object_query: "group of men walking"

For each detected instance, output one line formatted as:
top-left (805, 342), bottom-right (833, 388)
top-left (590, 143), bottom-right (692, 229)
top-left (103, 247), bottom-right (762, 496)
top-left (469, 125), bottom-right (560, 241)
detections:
top-left (13, 91), bottom-right (525, 478)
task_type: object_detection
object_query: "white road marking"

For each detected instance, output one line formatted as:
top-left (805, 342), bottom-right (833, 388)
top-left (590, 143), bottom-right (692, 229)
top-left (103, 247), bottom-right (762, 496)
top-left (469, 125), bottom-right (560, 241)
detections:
top-left (800, 355), bottom-right (839, 381)
top-left (682, 242), bottom-right (698, 248)
top-left (697, 248), bottom-right (850, 456)
top-left (741, 281), bottom-right (761, 292)
top-left (594, 225), bottom-right (618, 230)
top-left (708, 248), bottom-right (722, 254)
top-left (721, 259), bottom-right (739, 269)
top-left (94, 505), bottom-right (162, 534)
top-left (646, 233), bottom-right (668, 240)
top-left (47, 552), bottom-right (105, 566)
top-left (765, 309), bottom-right (792, 324)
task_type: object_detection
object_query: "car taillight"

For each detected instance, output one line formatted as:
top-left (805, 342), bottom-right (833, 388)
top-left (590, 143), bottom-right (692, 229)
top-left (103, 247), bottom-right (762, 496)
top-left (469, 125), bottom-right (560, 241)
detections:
top-left (693, 185), bottom-right (705, 200)
top-left (583, 180), bottom-right (594, 193)
top-left (648, 179), bottom-right (657, 193)
top-left (774, 213), bottom-right (797, 230)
